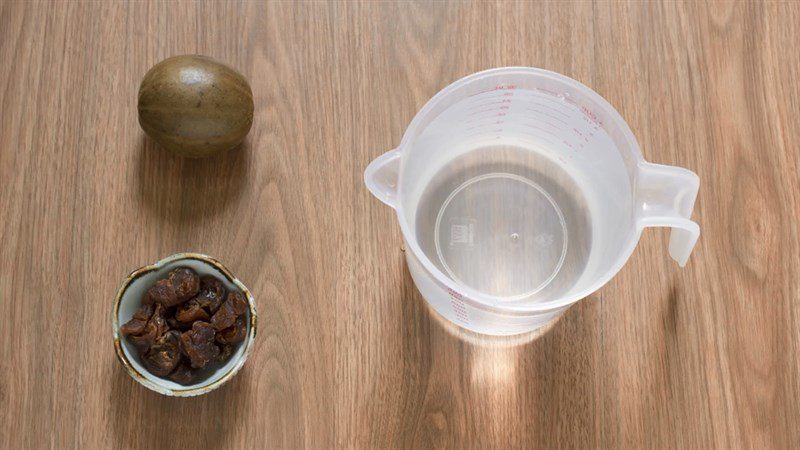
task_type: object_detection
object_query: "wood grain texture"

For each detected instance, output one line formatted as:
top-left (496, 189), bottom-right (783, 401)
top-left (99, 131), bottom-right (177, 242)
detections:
top-left (1, 1), bottom-right (799, 448)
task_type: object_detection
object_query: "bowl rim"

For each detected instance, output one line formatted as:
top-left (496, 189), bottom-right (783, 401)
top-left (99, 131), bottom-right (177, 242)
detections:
top-left (111, 252), bottom-right (257, 397)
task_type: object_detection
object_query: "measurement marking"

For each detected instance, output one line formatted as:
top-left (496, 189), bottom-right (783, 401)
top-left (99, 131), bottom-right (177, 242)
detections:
top-left (579, 105), bottom-right (601, 125)
top-left (467, 88), bottom-right (498, 98)
top-left (525, 118), bottom-right (563, 132)
top-left (526, 101), bottom-right (570, 118)
top-left (521, 123), bottom-right (563, 140)
top-left (536, 87), bottom-right (559, 96)
top-left (529, 93), bottom-right (603, 127)
top-left (580, 126), bottom-right (592, 142)
top-left (526, 107), bottom-right (570, 124)
top-left (465, 122), bottom-right (495, 131)
top-left (515, 134), bottom-right (559, 148)
top-left (535, 94), bottom-right (572, 108)
top-left (466, 108), bottom-right (497, 117)
top-left (467, 84), bottom-right (516, 98)
top-left (464, 96), bottom-right (503, 107)
top-left (563, 96), bottom-right (580, 107)
top-left (446, 289), bottom-right (470, 324)
top-left (469, 99), bottom-right (512, 109)
top-left (464, 105), bottom-right (509, 117)
top-left (450, 299), bottom-right (469, 323)
top-left (465, 113), bottom-right (501, 123)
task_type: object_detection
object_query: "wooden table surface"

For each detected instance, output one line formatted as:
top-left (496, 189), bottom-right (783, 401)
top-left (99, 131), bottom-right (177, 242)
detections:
top-left (2, 1), bottom-right (799, 449)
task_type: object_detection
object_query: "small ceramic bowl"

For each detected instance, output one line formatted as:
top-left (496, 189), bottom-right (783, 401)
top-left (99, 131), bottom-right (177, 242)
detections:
top-left (112, 253), bottom-right (257, 397)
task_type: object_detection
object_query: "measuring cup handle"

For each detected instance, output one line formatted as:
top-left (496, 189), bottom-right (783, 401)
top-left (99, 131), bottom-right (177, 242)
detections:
top-left (635, 162), bottom-right (700, 267)
top-left (364, 148), bottom-right (401, 208)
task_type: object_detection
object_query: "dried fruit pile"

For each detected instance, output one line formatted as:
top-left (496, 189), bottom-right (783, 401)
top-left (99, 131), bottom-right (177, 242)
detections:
top-left (120, 267), bottom-right (248, 384)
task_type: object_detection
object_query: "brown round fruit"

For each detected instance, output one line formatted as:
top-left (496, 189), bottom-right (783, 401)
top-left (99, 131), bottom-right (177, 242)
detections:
top-left (137, 55), bottom-right (254, 158)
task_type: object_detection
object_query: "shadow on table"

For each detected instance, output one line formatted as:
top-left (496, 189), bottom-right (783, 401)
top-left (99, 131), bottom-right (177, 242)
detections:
top-left (134, 134), bottom-right (250, 224)
top-left (394, 259), bottom-right (607, 447)
top-left (110, 362), bottom-right (251, 449)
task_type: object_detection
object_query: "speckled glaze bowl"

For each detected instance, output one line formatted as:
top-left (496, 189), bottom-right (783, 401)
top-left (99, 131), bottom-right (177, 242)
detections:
top-left (112, 253), bottom-right (257, 397)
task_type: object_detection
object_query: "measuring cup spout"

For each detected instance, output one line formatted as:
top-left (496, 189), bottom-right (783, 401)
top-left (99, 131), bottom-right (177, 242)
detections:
top-left (636, 162), bottom-right (700, 266)
top-left (365, 148), bottom-right (402, 208)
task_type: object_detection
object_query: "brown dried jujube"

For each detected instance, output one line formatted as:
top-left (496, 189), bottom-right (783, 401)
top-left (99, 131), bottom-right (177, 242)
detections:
top-left (120, 318), bottom-right (148, 336)
top-left (167, 316), bottom-right (192, 331)
top-left (217, 344), bottom-right (234, 363)
top-left (144, 278), bottom-right (177, 306)
top-left (120, 266), bottom-right (248, 385)
top-left (168, 361), bottom-right (196, 385)
top-left (169, 267), bottom-right (200, 302)
top-left (143, 330), bottom-right (182, 376)
top-left (180, 321), bottom-right (220, 369)
top-left (216, 316), bottom-right (247, 345)
top-left (133, 303), bottom-right (155, 321)
top-left (120, 304), bottom-right (154, 336)
top-left (195, 276), bottom-right (226, 314)
top-left (143, 267), bottom-right (200, 308)
top-left (125, 321), bottom-right (158, 351)
top-left (175, 299), bottom-right (210, 323)
top-left (122, 303), bottom-right (166, 352)
top-left (150, 303), bottom-right (168, 335)
top-left (210, 291), bottom-right (248, 331)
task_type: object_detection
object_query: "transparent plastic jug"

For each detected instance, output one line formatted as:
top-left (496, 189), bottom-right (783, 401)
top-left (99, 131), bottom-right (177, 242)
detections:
top-left (365, 67), bottom-right (699, 336)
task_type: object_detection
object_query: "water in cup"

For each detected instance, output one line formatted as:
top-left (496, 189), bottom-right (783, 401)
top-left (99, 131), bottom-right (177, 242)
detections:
top-left (414, 143), bottom-right (593, 304)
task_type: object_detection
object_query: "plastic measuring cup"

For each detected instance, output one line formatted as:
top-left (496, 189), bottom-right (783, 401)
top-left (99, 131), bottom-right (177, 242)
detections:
top-left (365, 67), bottom-right (699, 336)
